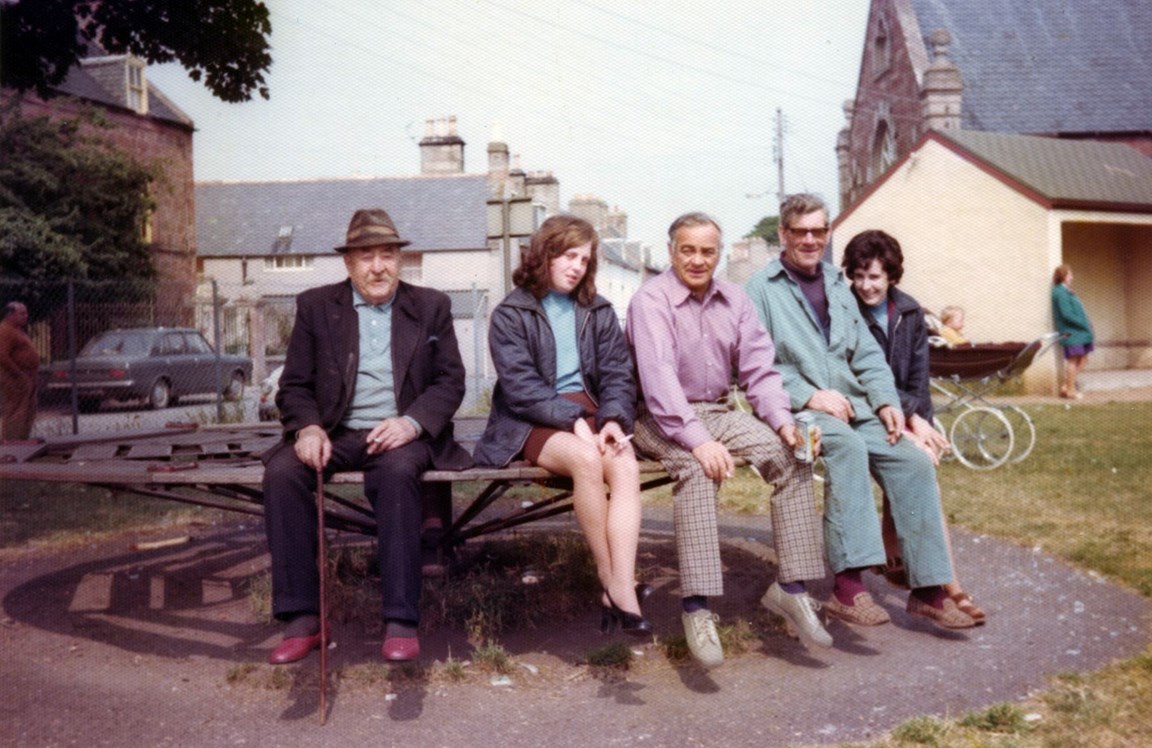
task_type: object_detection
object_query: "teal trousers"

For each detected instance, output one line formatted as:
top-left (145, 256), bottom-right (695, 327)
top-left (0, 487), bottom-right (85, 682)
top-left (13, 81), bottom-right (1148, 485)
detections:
top-left (812, 410), bottom-right (953, 588)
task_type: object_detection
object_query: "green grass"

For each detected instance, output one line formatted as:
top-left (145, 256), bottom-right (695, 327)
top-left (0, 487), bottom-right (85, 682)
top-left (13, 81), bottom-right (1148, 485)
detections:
top-left (830, 400), bottom-right (1152, 747)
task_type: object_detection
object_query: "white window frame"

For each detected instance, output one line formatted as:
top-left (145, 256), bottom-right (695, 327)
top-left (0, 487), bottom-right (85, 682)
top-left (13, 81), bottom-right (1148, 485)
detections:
top-left (264, 256), bottom-right (313, 271)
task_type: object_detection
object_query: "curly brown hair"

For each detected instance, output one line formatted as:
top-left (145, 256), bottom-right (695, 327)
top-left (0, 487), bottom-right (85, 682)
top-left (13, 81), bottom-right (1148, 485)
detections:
top-left (512, 214), bottom-right (599, 305)
top-left (841, 229), bottom-right (905, 285)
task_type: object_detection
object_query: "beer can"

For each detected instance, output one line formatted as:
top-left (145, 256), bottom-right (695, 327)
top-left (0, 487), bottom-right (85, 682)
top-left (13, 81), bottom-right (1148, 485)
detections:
top-left (793, 412), bottom-right (815, 463)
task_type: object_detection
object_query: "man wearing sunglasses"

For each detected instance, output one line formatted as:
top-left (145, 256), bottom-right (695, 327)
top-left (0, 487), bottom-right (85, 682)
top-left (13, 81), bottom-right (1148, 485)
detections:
top-left (745, 194), bottom-right (972, 631)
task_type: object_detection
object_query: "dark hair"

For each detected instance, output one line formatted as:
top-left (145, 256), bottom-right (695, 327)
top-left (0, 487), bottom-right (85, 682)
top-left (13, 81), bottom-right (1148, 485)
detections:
top-left (840, 229), bottom-right (904, 285)
top-left (1052, 263), bottom-right (1072, 285)
top-left (512, 214), bottom-right (599, 305)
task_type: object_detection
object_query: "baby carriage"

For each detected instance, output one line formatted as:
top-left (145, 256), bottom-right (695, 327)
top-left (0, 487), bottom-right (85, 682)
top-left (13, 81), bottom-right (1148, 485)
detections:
top-left (927, 331), bottom-right (1064, 470)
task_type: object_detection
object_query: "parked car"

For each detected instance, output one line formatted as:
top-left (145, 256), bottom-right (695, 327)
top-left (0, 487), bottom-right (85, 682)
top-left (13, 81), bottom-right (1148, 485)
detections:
top-left (43, 327), bottom-right (252, 412)
top-left (258, 365), bottom-right (284, 422)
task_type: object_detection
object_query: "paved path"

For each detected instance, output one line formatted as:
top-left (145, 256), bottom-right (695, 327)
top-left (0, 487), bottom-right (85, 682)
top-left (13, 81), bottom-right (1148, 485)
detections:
top-left (2, 506), bottom-right (1148, 747)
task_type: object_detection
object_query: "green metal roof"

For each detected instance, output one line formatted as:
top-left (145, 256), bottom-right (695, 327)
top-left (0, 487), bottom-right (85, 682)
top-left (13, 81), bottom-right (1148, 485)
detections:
top-left (939, 130), bottom-right (1152, 210)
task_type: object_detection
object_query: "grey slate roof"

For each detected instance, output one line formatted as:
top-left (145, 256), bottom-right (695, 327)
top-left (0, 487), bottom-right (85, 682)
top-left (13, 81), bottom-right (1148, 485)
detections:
top-left (52, 64), bottom-right (193, 128)
top-left (910, 0), bottom-right (1152, 134)
top-left (939, 130), bottom-right (1152, 209)
top-left (196, 175), bottom-right (490, 256)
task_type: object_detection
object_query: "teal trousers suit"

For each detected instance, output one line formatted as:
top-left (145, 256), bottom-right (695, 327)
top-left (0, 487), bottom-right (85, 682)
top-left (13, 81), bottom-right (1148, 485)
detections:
top-left (745, 261), bottom-right (953, 588)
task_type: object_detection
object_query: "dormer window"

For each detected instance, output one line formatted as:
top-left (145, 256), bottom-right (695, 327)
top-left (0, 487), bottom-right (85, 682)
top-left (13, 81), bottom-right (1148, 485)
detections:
top-left (272, 225), bottom-right (294, 252)
top-left (126, 58), bottom-right (147, 114)
top-left (80, 54), bottom-right (149, 114)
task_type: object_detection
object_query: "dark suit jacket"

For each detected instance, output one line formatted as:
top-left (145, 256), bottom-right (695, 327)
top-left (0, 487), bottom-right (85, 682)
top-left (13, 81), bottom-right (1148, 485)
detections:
top-left (267, 278), bottom-right (473, 470)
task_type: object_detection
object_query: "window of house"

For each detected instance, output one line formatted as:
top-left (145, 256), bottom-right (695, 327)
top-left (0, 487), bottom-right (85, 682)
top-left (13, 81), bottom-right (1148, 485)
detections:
top-left (272, 225), bottom-right (294, 252)
top-left (264, 256), bottom-right (313, 271)
top-left (127, 60), bottom-right (147, 114)
top-left (873, 17), bottom-right (891, 77)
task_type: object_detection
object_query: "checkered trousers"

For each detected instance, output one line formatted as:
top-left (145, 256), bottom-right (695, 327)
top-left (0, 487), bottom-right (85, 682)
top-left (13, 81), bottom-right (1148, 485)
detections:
top-left (634, 402), bottom-right (825, 596)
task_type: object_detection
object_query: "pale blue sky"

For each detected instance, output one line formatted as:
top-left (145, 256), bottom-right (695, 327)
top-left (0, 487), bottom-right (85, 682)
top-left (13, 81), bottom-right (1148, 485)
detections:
top-left (151, 0), bottom-right (871, 250)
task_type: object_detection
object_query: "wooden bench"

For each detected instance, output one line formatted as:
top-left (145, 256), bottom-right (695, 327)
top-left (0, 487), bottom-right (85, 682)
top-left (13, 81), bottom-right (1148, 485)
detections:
top-left (0, 417), bottom-right (677, 549)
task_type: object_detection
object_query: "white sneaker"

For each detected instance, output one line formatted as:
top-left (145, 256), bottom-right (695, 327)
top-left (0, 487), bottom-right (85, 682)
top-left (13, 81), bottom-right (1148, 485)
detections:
top-left (761, 581), bottom-right (834, 649)
top-left (681, 609), bottom-right (724, 668)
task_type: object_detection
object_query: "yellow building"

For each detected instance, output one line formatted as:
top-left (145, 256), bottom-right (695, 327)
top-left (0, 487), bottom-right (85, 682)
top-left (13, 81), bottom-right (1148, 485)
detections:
top-left (832, 129), bottom-right (1152, 394)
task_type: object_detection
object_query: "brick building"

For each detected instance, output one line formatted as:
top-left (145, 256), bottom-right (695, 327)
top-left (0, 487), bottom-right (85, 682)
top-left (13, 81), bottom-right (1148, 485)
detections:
top-left (838, 0), bottom-right (1152, 212)
top-left (4, 53), bottom-right (197, 322)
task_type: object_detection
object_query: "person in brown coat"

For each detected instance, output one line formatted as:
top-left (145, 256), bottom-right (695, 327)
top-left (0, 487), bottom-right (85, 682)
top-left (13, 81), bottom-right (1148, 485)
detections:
top-left (0, 301), bottom-right (41, 440)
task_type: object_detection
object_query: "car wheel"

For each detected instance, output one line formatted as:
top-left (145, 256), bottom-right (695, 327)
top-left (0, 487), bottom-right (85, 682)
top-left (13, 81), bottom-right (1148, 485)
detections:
top-left (78, 396), bottom-right (102, 413)
top-left (149, 378), bottom-right (172, 410)
top-left (224, 371), bottom-right (246, 401)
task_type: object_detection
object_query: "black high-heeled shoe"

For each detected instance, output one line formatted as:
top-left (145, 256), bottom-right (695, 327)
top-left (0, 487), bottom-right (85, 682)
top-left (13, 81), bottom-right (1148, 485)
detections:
top-left (601, 590), bottom-right (653, 636)
top-left (636, 582), bottom-right (654, 603)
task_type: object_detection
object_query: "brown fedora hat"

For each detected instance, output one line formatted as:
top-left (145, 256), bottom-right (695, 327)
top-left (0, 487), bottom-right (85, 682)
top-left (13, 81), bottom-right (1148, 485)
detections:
top-left (335, 208), bottom-right (411, 252)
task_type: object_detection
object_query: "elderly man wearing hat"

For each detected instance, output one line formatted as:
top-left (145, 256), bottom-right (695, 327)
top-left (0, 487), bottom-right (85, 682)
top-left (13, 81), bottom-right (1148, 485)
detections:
top-left (262, 209), bottom-right (472, 664)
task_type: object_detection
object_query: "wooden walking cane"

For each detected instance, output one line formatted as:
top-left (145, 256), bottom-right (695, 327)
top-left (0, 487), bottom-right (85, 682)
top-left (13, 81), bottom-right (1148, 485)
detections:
top-left (316, 468), bottom-right (328, 725)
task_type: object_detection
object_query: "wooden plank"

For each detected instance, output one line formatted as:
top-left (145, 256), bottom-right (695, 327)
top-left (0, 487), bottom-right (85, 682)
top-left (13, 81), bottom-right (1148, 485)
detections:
top-left (69, 443), bottom-right (122, 460)
top-left (125, 444), bottom-right (175, 460)
top-left (0, 441), bottom-right (47, 464)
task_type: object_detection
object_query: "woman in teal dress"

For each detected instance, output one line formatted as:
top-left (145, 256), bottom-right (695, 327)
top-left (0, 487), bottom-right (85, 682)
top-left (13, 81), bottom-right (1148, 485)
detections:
top-left (1051, 264), bottom-right (1094, 399)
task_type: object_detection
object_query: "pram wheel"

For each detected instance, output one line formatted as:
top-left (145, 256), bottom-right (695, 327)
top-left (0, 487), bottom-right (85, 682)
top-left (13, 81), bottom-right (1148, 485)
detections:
top-left (1001, 406), bottom-right (1036, 464)
top-left (949, 407), bottom-right (1014, 470)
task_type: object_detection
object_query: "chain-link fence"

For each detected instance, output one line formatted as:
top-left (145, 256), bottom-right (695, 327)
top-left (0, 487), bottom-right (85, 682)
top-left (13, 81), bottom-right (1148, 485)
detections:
top-left (3, 278), bottom-right (495, 437)
top-left (2, 278), bottom-right (266, 434)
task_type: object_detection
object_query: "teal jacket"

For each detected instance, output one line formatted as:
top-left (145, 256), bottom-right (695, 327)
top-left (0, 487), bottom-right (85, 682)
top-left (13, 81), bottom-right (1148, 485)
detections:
top-left (744, 260), bottom-right (901, 420)
top-left (1051, 283), bottom-right (1094, 346)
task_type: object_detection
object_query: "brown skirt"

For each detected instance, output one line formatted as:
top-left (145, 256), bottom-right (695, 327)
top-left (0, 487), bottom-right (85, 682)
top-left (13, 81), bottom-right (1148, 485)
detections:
top-left (522, 391), bottom-right (596, 464)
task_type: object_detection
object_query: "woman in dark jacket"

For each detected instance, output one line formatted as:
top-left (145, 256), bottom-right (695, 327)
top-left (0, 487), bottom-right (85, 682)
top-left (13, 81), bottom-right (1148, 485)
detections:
top-left (473, 215), bottom-right (649, 634)
top-left (842, 229), bottom-right (985, 623)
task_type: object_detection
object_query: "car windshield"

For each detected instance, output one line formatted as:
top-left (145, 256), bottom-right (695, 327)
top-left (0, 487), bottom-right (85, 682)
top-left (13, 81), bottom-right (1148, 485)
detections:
top-left (79, 331), bottom-right (153, 357)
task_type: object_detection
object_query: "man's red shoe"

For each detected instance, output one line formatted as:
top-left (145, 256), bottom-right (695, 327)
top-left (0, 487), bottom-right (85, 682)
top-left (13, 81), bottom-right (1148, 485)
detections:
top-left (382, 636), bottom-right (420, 662)
top-left (268, 632), bottom-right (323, 664)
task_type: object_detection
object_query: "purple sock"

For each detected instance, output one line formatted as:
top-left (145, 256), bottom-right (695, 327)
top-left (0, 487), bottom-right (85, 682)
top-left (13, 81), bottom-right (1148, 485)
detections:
top-left (682, 595), bottom-right (708, 613)
top-left (385, 619), bottom-right (418, 638)
top-left (283, 613), bottom-right (320, 638)
top-left (911, 585), bottom-right (948, 609)
top-left (779, 581), bottom-right (806, 594)
top-left (834, 569), bottom-right (866, 605)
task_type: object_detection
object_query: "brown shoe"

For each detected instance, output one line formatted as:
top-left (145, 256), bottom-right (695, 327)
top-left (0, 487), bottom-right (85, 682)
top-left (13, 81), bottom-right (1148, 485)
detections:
top-left (950, 592), bottom-right (986, 624)
top-left (907, 595), bottom-right (976, 629)
top-left (825, 592), bottom-right (891, 625)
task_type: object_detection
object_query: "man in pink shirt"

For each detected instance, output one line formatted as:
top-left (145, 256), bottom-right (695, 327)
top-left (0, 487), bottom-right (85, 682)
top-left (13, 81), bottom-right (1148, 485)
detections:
top-left (626, 212), bottom-right (829, 669)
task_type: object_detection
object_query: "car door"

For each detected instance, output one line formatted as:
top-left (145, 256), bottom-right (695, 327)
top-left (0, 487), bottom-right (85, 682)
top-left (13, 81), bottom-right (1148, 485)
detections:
top-left (155, 332), bottom-right (189, 395)
top-left (183, 331), bottom-right (217, 395)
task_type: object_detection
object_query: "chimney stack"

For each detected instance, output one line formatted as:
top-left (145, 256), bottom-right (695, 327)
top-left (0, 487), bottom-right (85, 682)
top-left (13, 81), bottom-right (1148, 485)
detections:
top-left (419, 116), bottom-right (466, 175)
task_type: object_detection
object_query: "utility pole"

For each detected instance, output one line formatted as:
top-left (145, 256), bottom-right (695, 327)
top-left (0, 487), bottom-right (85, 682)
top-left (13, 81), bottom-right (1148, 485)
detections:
top-left (773, 107), bottom-right (787, 206)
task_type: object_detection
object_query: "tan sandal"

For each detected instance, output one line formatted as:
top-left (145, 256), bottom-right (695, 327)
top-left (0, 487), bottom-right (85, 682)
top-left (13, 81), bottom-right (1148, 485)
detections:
top-left (950, 592), bottom-right (986, 624)
top-left (825, 592), bottom-right (891, 626)
top-left (908, 595), bottom-right (975, 629)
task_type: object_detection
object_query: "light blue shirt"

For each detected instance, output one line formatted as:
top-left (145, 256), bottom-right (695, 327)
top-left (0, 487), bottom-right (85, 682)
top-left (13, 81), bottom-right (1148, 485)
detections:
top-left (868, 300), bottom-right (889, 333)
top-left (542, 291), bottom-right (582, 393)
top-left (341, 287), bottom-right (419, 435)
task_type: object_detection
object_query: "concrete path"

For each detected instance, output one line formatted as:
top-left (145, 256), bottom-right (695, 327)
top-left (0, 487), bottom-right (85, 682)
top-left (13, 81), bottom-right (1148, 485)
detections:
top-left (2, 506), bottom-right (1148, 747)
